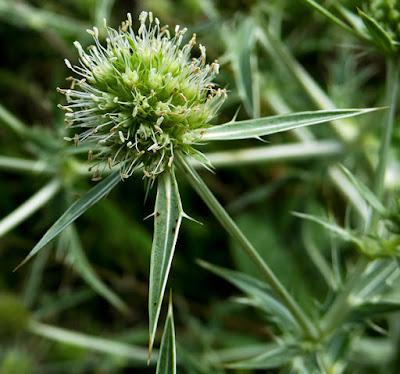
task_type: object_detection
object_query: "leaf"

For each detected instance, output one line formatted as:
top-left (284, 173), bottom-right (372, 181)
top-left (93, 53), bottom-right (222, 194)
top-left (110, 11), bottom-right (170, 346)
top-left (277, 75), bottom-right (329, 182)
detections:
top-left (352, 259), bottom-right (399, 300)
top-left (149, 171), bottom-right (183, 355)
top-left (340, 165), bottom-right (386, 215)
top-left (293, 212), bottom-right (361, 246)
top-left (28, 320), bottom-right (152, 363)
top-left (156, 294), bottom-right (176, 374)
top-left (302, 0), bottom-right (357, 37)
top-left (16, 171), bottom-right (121, 270)
top-left (66, 225), bottom-right (129, 314)
top-left (197, 108), bottom-right (378, 141)
top-left (358, 9), bottom-right (394, 54)
top-left (198, 260), bottom-right (299, 332)
top-left (224, 18), bottom-right (259, 117)
top-left (0, 179), bottom-right (60, 238)
top-left (354, 301), bottom-right (400, 317)
top-left (225, 343), bottom-right (299, 369)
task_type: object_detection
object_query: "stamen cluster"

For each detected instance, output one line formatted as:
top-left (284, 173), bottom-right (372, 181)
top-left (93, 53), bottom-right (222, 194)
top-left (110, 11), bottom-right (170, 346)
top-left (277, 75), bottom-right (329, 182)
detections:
top-left (58, 12), bottom-right (226, 180)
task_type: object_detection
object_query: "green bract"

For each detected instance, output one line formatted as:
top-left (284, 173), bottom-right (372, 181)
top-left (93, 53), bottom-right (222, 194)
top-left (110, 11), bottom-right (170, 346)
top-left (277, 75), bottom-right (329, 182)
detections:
top-left (369, 0), bottom-right (400, 41)
top-left (59, 11), bottom-right (226, 180)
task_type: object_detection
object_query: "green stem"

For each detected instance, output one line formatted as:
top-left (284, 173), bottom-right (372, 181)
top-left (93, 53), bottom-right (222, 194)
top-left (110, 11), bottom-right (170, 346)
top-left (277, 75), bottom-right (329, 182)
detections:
top-left (177, 154), bottom-right (319, 340)
top-left (371, 59), bottom-right (400, 226)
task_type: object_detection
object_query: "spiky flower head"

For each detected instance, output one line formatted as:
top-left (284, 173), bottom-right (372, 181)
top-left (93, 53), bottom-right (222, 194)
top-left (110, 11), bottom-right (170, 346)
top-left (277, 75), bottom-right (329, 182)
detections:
top-left (369, 0), bottom-right (400, 41)
top-left (58, 12), bottom-right (226, 180)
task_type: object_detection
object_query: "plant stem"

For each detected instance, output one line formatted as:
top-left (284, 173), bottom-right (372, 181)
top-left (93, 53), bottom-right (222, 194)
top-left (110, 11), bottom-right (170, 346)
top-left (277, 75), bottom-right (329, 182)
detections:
top-left (177, 154), bottom-right (319, 340)
top-left (371, 58), bottom-right (400, 227)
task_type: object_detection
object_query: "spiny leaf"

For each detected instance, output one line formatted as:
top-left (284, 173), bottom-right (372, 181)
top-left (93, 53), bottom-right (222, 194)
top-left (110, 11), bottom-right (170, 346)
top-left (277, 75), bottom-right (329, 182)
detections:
top-left (225, 343), bottom-right (299, 369)
top-left (149, 171), bottom-right (183, 356)
top-left (198, 108), bottom-right (379, 141)
top-left (15, 171), bottom-right (121, 270)
top-left (156, 294), bottom-right (176, 374)
top-left (198, 260), bottom-right (299, 332)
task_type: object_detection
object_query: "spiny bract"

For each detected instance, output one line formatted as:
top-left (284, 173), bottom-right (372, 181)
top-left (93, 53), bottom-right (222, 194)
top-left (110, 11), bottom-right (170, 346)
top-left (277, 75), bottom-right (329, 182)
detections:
top-left (58, 11), bottom-right (226, 180)
top-left (369, 0), bottom-right (400, 42)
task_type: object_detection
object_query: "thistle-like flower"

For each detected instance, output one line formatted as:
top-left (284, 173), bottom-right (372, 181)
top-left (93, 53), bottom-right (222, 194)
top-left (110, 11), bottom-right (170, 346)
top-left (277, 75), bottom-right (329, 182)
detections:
top-left (58, 12), bottom-right (226, 181)
top-left (369, 0), bottom-right (400, 41)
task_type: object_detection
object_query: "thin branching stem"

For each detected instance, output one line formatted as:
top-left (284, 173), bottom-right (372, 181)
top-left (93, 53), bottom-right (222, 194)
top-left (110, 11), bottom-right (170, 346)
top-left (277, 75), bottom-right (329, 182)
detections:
top-left (177, 153), bottom-right (319, 340)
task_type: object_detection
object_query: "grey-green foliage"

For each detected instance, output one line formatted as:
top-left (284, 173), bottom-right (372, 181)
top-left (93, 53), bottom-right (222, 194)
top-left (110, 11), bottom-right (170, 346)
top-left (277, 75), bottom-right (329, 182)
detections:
top-left (1, 0), bottom-right (400, 372)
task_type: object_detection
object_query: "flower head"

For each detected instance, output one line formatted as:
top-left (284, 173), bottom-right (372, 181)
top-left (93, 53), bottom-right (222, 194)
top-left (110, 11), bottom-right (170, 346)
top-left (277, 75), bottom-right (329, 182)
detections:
top-left (58, 12), bottom-right (226, 180)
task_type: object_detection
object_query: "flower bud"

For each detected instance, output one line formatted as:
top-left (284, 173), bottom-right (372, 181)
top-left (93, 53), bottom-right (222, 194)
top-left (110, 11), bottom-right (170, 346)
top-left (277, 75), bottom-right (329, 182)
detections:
top-left (59, 12), bottom-right (226, 180)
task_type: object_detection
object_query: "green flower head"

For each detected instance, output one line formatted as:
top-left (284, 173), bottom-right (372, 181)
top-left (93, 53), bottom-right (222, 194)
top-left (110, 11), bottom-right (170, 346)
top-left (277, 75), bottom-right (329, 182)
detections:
top-left (58, 12), bottom-right (226, 180)
top-left (369, 0), bottom-right (400, 41)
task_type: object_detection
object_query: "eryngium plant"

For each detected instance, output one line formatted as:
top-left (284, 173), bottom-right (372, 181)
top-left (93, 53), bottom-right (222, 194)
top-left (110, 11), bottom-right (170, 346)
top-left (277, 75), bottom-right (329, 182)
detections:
top-left (59, 11), bottom-right (225, 181)
top-left (20, 11), bottom-right (377, 368)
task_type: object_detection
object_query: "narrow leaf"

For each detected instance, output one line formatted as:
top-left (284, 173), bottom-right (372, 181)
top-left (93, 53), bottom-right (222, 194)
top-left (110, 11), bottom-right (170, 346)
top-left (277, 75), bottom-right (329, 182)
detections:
top-left (149, 171), bottom-right (183, 355)
top-left (340, 165), bottom-right (386, 215)
top-left (198, 260), bottom-right (299, 332)
top-left (156, 294), bottom-right (176, 374)
top-left (198, 108), bottom-right (378, 141)
top-left (302, 0), bottom-right (357, 36)
top-left (224, 18), bottom-right (259, 117)
top-left (293, 212), bottom-right (361, 245)
top-left (225, 343), bottom-right (298, 369)
top-left (66, 225), bottom-right (129, 314)
top-left (28, 320), bottom-right (153, 363)
top-left (354, 301), bottom-right (400, 317)
top-left (16, 171), bottom-right (121, 270)
top-left (0, 179), bottom-right (60, 238)
top-left (358, 9), bottom-right (394, 54)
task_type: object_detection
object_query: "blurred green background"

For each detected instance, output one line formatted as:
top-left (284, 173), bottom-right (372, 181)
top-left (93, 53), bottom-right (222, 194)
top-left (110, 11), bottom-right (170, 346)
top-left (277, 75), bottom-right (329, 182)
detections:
top-left (0, 0), bottom-right (398, 373)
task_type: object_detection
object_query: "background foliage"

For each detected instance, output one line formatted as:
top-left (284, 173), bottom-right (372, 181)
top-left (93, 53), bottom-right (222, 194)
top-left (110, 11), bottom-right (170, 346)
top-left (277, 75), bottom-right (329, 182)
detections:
top-left (1, 0), bottom-right (400, 372)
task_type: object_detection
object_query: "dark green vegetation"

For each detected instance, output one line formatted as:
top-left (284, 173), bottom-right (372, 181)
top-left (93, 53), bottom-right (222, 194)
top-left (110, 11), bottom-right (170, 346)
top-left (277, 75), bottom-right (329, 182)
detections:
top-left (1, 0), bottom-right (400, 373)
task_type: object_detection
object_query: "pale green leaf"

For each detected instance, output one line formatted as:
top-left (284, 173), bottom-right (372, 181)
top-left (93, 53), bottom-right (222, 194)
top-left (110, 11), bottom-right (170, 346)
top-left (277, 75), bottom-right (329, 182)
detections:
top-left (198, 260), bottom-right (299, 332)
top-left (28, 320), bottom-right (153, 363)
top-left (156, 294), bottom-right (176, 374)
top-left (340, 165), bottom-right (386, 215)
top-left (0, 179), bottom-right (60, 238)
top-left (16, 171), bottom-right (121, 269)
top-left (198, 109), bottom-right (378, 141)
top-left (0, 102), bottom-right (29, 136)
top-left (353, 259), bottom-right (399, 300)
top-left (149, 171), bottom-right (183, 355)
top-left (293, 212), bottom-right (361, 245)
top-left (225, 343), bottom-right (298, 369)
